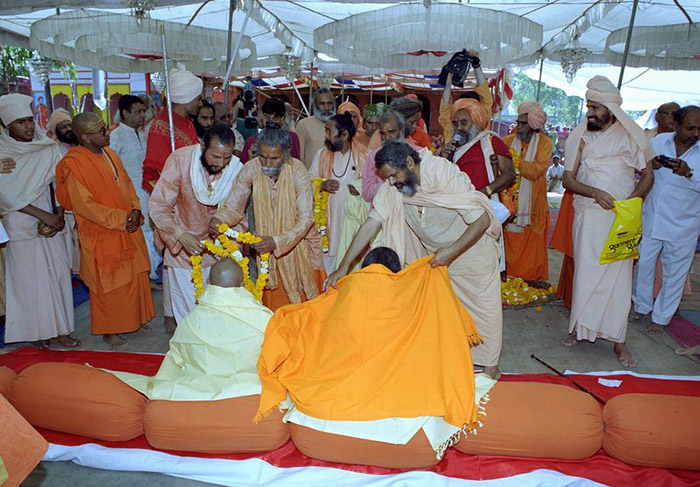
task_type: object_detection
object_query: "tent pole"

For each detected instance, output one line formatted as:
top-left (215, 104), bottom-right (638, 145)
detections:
top-left (161, 25), bottom-right (176, 153)
top-left (222, 1), bottom-right (253, 94)
top-left (292, 82), bottom-right (310, 116)
top-left (224, 0), bottom-right (235, 107)
top-left (535, 58), bottom-right (544, 102)
top-left (308, 54), bottom-right (315, 112)
top-left (617, 0), bottom-right (639, 90)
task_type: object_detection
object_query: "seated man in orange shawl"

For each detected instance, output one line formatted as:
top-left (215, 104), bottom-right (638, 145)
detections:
top-left (56, 113), bottom-right (156, 348)
top-left (256, 249), bottom-right (494, 459)
top-left (211, 126), bottom-right (325, 310)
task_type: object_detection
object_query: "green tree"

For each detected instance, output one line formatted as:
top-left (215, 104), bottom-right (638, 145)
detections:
top-left (511, 72), bottom-right (584, 128)
top-left (0, 44), bottom-right (76, 92)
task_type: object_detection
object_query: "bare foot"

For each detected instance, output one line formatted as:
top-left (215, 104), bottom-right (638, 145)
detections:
top-left (614, 342), bottom-right (637, 367)
top-left (103, 334), bottom-right (128, 349)
top-left (630, 310), bottom-right (647, 321)
top-left (140, 323), bottom-right (151, 333)
top-left (645, 323), bottom-right (665, 335)
top-left (676, 345), bottom-right (700, 356)
top-left (163, 316), bottom-right (177, 335)
top-left (482, 365), bottom-right (501, 380)
top-left (562, 334), bottom-right (579, 347)
top-left (51, 335), bottom-right (82, 348)
top-left (33, 340), bottom-right (50, 349)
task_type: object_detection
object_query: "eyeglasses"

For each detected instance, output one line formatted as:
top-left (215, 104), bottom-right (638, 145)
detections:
top-left (658, 111), bottom-right (677, 117)
top-left (85, 126), bottom-right (109, 136)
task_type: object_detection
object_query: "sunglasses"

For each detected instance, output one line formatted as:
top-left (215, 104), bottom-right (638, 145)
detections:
top-left (85, 126), bottom-right (109, 136)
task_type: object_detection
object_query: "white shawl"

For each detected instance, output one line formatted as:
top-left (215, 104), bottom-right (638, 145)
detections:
top-left (189, 145), bottom-right (242, 208)
top-left (506, 132), bottom-right (539, 233)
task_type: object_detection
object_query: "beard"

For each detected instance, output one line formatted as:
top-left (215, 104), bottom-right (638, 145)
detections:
top-left (261, 166), bottom-right (281, 178)
top-left (324, 138), bottom-right (343, 152)
top-left (199, 152), bottom-right (221, 175)
top-left (316, 109), bottom-right (335, 123)
top-left (394, 169), bottom-right (419, 197)
top-left (587, 111), bottom-right (612, 131)
top-left (454, 125), bottom-right (480, 147)
top-left (191, 117), bottom-right (208, 139)
top-left (56, 129), bottom-right (78, 146)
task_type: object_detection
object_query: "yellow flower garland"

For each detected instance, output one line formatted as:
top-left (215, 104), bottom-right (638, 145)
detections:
top-left (311, 177), bottom-right (330, 253)
top-left (501, 277), bottom-right (555, 306)
top-left (189, 223), bottom-right (271, 304)
top-left (508, 147), bottom-right (521, 224)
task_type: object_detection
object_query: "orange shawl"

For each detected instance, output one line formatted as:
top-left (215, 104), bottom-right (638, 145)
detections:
top-left (56, 146), bottom-right (135, 271)
top-left (320, 139), bottom-right (369, 179)
top-left (256, 257), bottom-right (481, 430)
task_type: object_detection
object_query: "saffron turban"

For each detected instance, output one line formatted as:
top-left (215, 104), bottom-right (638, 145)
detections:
top-left (169, 68), bottom-right (203, 104)
top-left (339, 101), bottom-right (363, 129)
top-left (0, 94), bottom-right (33, 126)
top-left (564, 75), bottom-right (654, 169)
top-left (518, 101), bottom-right (547, 131)
top-left (48, 108), bottom-right (72, 136)
top-left (450, 98), bottom-right (489, 131)
top-left (363, 102), bottom-right (388, 120)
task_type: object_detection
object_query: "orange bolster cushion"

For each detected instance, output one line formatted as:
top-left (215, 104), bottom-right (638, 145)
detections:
top-left (456, 382), bottom-right (603, 460)
top-left (0, 366), bottom-right (17, 399)
top-left (0, 395), bottom-right (48, 487)
top-left (144, 395), bottom-right (289, 453)
top-left (290, 423), bottom-right (440, 469)
top-left (10, 363), bottom-right (146, 442)
top-left (603, 393), bottom-right (700, 470)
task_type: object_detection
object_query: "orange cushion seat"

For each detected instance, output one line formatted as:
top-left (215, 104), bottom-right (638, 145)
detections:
top-left (10, 362), bottom-right (147, 442)
top-left (0, 366), bottom-right (17, 399)
top-left (290, 423), bottom-right (440, 469)
top-left (603, 393), bottom-right (700, 470)
top-left (144, 395), bottom-right (289, 453)
top-left (456, 381), bottom-right (604, 460)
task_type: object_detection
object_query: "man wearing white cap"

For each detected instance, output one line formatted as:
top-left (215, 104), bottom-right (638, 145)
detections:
top-left (143, 68), bottom-right (202, 334)
top-left (503, 101), bottom-right (552, 285)
top-left (561, 76), bottom-right (655, 368)
top-left (0, 93), bottom-right (79, 348)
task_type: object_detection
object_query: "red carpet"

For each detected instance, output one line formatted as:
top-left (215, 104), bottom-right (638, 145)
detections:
top-left (1, 347), bottom-right (699, 487)
top-left (667, 316), bottom-right (700, 359)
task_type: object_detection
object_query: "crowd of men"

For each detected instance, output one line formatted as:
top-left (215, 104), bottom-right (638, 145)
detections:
top-left (0, 54), bottom-right (698, 377)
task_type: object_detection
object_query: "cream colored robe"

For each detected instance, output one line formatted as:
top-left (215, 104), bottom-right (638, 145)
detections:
top-left (369, 152), bottom-right (503, 366)
top-left (567, 122), bottom-right (646, 342)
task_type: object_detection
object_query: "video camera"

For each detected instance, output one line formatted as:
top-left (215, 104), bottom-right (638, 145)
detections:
top-left (242, 77), bottom-right (258, 130)
top-left (438, 49), bottom-right (480, 88)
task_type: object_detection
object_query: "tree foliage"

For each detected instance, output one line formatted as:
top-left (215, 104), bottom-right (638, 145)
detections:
top-left (0, 44), bottom-right (76, 91)
top-left (511, 71), bottom-right (584, 128)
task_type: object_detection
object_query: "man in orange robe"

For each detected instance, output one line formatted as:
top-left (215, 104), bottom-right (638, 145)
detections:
top-left (550, 191), bottom-right (575, 307)
top-left (503, 102), bottom-right (552, 284)
top-left (56, 113), bottom-right (155, 348)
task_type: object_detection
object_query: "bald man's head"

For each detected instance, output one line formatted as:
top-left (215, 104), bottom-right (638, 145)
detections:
top-left (73, 112), bottom-right (110, 149)
top-left (209, 258), bottom-right (243, 288)
top-left (655, 102), bottom-right (681, 134)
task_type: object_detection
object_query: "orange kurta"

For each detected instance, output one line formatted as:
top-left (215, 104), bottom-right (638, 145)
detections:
top-left (503, 133), bottom-right (552, 281)
top-left (550, 191), bottom-right (575, 307)
top-left (56, 146), bottom-right (155, 334)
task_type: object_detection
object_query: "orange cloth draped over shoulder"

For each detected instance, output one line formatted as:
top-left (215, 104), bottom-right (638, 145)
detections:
top-left (56, 146), bottom-right (155, 334)
top-left (256, 257), bottom-right (482, 431)
top-left (550, 190), bottom-right (575, 307)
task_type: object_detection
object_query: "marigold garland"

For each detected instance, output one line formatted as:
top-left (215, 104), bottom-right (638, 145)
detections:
top-left (189, 223), bottom-right (271, 304)
top-left (508, 147), bottom-right (521, 224)
top-left (311, 177), bottom-right (330, 253)
top-left (501, 277), bottom-right (555, 306)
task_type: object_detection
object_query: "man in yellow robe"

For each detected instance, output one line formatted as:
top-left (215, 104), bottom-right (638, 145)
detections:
top-left (112, 259), bottom-right (272, 400)
top-left (503, 101), bottom-right (552, 284)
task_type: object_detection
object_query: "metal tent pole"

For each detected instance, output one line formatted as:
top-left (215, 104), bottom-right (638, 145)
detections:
top-left (536, 58), bottom-right (544, 102)
top-left (224, 0), bottom-right (235, 107)
top-left (617, 0), bottom-right (640, 90)
top-left (161, 25), bottom-right (176, 153)
top-left (222, 1), bottom-right (253, 93)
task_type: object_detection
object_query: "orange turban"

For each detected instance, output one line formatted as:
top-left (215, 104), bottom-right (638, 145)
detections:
top-left (450, 99), bottom-right (489, 131)
top-left (518, 101), bottom-right (547, 131)
top-left (338, 101), bottom-right (364, 133)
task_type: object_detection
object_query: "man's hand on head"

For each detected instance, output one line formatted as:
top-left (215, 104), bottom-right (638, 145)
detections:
top-left (320, 179), bottom-right (340, 194)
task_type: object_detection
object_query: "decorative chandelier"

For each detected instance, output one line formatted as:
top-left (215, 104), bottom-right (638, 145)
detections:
top-left (317, 72), bottom-right (334, 89)
top-left (26, 51), bottom-right (53, 85)
top-left (277, 49), bottom-right (301, 83)
top-left (127, 0), bottom-right (157, 26)
top-left (559, 38), bottom-right (589, 83)
top-left (150, 72), bottom-right (166, 93)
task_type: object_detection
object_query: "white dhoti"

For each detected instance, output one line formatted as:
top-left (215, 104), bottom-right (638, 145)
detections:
top-left (166, 266), bottom-right (211, 324)
top-left (633, 236), bottom-right (696, 326)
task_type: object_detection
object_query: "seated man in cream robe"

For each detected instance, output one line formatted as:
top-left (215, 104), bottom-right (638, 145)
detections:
top-left (113, 258), bottom-right (272, 401)
top-left (149, 124), bottom-right (243, 326)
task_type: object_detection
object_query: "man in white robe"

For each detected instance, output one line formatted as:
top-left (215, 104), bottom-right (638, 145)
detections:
top-left (0, 94), bottom-right (78, 347)
top-left (561, 76), bottom-right (655, 367)
top-left (633, 106), bottom-right (700, 334)
top-left (310, 113), bottom-right (369, 274)
top-left (149, 124), bottom-right (242, 326)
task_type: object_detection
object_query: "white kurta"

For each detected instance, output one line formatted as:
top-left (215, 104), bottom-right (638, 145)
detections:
top-left (109, 122), bottom-right (160, 279)
top-left (309, 147), bottom-right (360, 274)
top-left (4, 184), bottom-right (74, 343)
top-left (633, 132), bottom-right (700, 325)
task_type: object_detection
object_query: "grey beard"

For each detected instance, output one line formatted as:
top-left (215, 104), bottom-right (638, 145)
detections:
top-left (315, 110), bottom-right (335, 123)
top-left (261, 166), bottom-right (281, 178)
top-left (455, 125), bottom-right (480, 147)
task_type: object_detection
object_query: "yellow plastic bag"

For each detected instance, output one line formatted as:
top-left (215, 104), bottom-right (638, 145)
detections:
top-left (599, 197), bottom-right (642, 265)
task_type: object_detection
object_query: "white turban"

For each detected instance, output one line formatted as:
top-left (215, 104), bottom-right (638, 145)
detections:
top-left (169, 68), bottom-right (203, 104)
top-left (0, 93), bottom-right (34, 126)
top-left (565, 75), bottom-right (655, 169)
